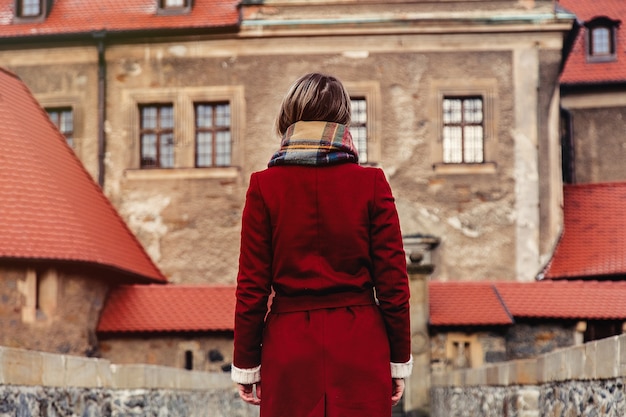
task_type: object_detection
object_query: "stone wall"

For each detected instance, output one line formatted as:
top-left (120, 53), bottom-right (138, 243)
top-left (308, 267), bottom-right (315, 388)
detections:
top-left (0, 346), bottom-right (257, 417)
top-left (431, 333), bottom-right (626, 417)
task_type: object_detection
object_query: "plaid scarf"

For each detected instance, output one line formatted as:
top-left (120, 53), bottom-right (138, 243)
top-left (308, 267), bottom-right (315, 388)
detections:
top-left (268, 121), bottom-right (359, 167)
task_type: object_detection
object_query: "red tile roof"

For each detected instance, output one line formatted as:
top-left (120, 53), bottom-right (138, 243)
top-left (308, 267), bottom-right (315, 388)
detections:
top-left (0, 67), bottom-right (166, 283)
top-left (0, 0), bottom-right (239, 38)
top-left (541, 182), bottom-right (626, 280)
top-left (97, 285), bottom-right (235, 333)
top-left (430, 281), bottom-right (626, 326)
top-left (559, 0), bottom-right (626, 84)
top-left (495, 281), bottom-right (626, 320)
top-left (429, 281), bottom-right (513, 326)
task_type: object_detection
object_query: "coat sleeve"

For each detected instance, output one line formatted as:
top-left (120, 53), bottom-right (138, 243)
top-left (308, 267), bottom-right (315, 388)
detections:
top-left (232, 173), bottom-right (273, 383)
top-left (370, 169), bottom-right (412, 370)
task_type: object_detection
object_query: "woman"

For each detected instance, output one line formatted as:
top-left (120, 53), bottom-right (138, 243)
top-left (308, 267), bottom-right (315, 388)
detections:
top-left (232, 72), bottom-right (412, 416)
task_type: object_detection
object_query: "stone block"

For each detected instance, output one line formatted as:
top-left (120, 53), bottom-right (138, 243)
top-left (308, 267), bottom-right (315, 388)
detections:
top-left (618, 334), bottom-right (626, 376)
top-left (41, 351), bottom-right (66, 387)
top-left (565, 344), bottom-right (586, 380)
top-left (584, 340), bottom-right (597, 380)
top-left (2, 347), bottom-right (43, 385)
top-left (65, 355), bottom-right (100, 387)
top-left (543, 349), bottom-right (566, 382)
top-left (111, 363), bottom-right (148, 389)
top-left (595, 336), bottom-right (619, 379)
top-left (155, 365), bottom-right (179, 389)
top-left (515, 359), bottom-right (537, 385)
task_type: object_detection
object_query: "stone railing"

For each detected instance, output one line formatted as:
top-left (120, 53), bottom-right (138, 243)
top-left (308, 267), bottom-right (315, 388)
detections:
top-left (0, 346), bottom-right (258, 417)
top-left (430, 334), bottom-right (626, 417)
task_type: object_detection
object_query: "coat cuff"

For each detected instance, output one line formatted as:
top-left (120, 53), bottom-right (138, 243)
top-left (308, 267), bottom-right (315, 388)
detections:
top-left (231, 364), bottom-right (261, 384)
top-left (391, 355), bottom-right (413, 379)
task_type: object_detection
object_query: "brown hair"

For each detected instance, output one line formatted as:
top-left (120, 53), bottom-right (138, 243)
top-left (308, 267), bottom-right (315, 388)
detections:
top-left (276, 72), bottom-right (351, 136)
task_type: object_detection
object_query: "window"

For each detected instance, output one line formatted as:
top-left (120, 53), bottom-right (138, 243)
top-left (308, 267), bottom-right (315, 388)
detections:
top-left (195, 103), bottom-right (232, 167)
top-left (16, 0), bottom-right (42, 17)
top-left (184, 350), bottom-right (193, 370)
top-left (47, 108), bottom-right (74, 148)
top-left (350, 98), bottom-right (368, 163)
top-left (157, 0), bottom-right (190, 14)
top-left (442, 96), bottom-right (484, 164)
top-left (586, 18), bottom-right (619, 62)
top-left (123, 86), bottom-right (243, 178)
top-left (140, 104), bottom-right (175, 168)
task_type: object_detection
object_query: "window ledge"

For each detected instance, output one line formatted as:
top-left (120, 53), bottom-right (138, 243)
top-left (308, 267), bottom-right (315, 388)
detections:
top-left (124, 167), bottom-right (240, 181)
top-left (433, 162), bottom-right (497, 175)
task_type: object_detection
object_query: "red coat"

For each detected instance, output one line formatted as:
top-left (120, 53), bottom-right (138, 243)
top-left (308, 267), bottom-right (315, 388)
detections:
top-left (233, 163), bottom-right (411, 416)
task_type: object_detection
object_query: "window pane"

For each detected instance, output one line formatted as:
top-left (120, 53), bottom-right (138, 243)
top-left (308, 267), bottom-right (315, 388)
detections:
top-left (350, 98), bottom-right (368, 163)
top-left (160, 106), bottom-right (174, 129)
top-left (141, 107), bottom-right (158, 129)
top-left (464, 99), bottom-right (483, 123)
top-left (351, 125), bottom-right (368, 163)
top-left (21, 0), bottom-right (41, 16)
top-left (592, 27), bottom-right (610, 55)
top-left (196, 105), bottom-right (213, 128)
top-left (164, 0), bottom-right (185, 7)
top-left (463, 126), bottom-right (484, 163)
top-left (47, 108), bottom-right (74, 148)
top-left (196, 132), bottom-right (213, 167)
top-left (160, 133), bottom-right (175, 168)
top-left (443, 99), bottom-right (462, 124)
top-left (443, 126), bottom-right (462, 163)
top-left (351, 98), bottom-right (367, 124)
top-left (215, 104), bottom-right (230, 127)
top-left (141, 134), bottom-right (157, 167)
top-left (215, 131), bottom-right (231, 166)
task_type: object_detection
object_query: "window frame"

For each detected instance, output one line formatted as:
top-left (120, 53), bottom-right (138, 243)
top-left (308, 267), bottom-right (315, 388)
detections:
top-left (139, 103), bottom-right (176, 169)
top-left (14, 0), bottom-right (46, 21)
top-left (194, 101), bottom-right (232, 168)
top-left (344, 81), bottom-right (381, 165)
top-left (585, 18), bottom-right (619, 63)
top-left (442, 95), bottom-right (485, 164)
top-left (430, 79), bottom-right (498, 175)
top-left (157, 0), bottom-right (191, 15)
top-left (123, 86), bottom-right (244, 180)
top-left (46, 107), bottom-right (75, 149)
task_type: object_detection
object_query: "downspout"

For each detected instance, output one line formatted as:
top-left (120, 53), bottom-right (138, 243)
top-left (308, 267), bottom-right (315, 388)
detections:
top-left (93, 30), bottom-right (107, 187)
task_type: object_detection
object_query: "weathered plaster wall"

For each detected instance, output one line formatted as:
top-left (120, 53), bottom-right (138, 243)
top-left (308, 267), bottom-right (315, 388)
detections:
top-left (0, 266), bottom-right (107, 357)
top-left (99, 334), bottom-right (233, 373)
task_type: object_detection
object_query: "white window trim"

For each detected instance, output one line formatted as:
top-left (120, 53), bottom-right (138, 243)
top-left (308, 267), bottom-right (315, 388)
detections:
top-left (430, 79), bottom-right (498, 175)
top-left (122, 86), bottom-right (244, 180)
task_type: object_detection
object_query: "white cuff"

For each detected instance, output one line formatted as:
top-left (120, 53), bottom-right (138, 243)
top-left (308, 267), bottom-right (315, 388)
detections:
top-left (391, 355), bottom-right (413, 379)
top-left (231, 364), bottom-right (261, 384)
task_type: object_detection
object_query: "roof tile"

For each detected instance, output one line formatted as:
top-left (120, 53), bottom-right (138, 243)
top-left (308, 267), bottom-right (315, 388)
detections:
top-left (0, 67), bottom-right (165, 283)
top-left (542, 182), bottom-right (626, 280)
top-left (559, 0), bottom-right (626, 84)
top-left (97, 285), bottom-right (235, 333)
top-left (0, 0), bottom-right (239, 38)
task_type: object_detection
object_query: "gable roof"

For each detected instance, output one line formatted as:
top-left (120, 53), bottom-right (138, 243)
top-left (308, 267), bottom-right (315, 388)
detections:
top-left (541, 182), bottom-right (626, 280)
top-left (0, 67), bottom-right (166, 283)
top-left (0, 0), bottom-right (239, 39)
top-left (559, 0), bottom-right (626, 85)
top-left (97, 285), bottom-right (235, 333)
top-left (430, 280), bottom-right (626, 327)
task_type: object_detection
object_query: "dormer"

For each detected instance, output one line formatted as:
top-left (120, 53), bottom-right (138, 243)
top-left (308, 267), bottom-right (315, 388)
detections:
top-left (157, 0), bottom-right (192, 15)
top-left (585, 16), bottom-right (621, 63)
top-left (14, 0), bottom-right (51, 22)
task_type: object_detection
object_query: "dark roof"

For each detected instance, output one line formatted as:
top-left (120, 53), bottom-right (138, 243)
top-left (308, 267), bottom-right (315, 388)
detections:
top-left (541, 182), bottom-right (626, 280)
top-left (97, 284), bottom-right (235, 333)
top-left (0, 0), bottom-right (240, 39)
top-left (0, 67), bottom-right (166, 283)
top-left (559, 0), bottom-right (626, 85)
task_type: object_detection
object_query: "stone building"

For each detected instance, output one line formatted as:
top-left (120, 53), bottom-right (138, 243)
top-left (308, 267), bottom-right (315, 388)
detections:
top-left (0, 1), bottom-right (588, 415)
